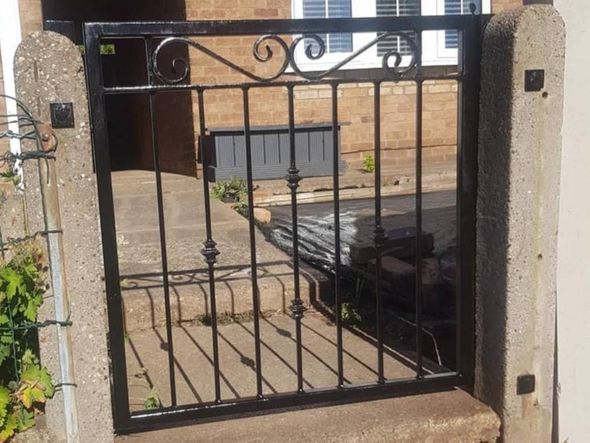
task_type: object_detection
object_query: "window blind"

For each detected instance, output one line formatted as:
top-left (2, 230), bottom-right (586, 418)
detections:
top-left (376, 0), bottom-right (420, 57)
top-left (303, 0), bottom-right (353, 54)
top-left (445, 0), bottom-right (481, 49)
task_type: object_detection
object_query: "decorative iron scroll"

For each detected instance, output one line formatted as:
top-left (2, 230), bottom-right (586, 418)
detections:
top-left (152, 31), bottom-right (417, 84)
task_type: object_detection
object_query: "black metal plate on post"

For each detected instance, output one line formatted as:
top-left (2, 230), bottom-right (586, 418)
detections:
top-left (525, 70), bottom-right (545, 92)
top-left (517, 374), bottom-right (536, 395)
top-left (50, 102), bottom-right (75, 128)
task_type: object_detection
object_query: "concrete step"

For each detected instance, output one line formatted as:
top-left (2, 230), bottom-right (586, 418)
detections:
top-left (116, 389), bottom-right (499, 443)
top-left (120, 262), bottom-right (329, 332)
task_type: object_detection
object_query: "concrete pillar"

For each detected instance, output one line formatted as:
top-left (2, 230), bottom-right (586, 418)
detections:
top-left (552, 1), bottom-right (590, 441)
top-left (475, 5), bottom-right (564, 442)
top-left (14, 32), bottom-right (114, 442)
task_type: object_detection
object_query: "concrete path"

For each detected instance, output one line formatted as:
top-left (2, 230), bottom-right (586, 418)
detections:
top-left (112, 171), bottom-right (327, 331)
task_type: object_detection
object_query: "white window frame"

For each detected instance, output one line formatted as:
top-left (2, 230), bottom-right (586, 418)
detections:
top-left (291, 0), bottom-right (491, 71)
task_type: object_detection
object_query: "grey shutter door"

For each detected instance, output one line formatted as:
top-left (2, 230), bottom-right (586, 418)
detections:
top-left (207, 124), bottom-right (345, 181)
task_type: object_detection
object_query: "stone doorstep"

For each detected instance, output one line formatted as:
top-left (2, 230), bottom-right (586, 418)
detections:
top-left (115, 390), bottom-right (500, 443)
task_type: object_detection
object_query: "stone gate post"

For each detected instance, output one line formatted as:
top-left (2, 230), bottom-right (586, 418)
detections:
top-left (14, 32), bottom-right (114, 442)
top-left (475, 5), bottom-right (565, 442)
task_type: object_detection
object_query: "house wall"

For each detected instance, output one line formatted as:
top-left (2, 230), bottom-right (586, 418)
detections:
top-left (493, 0), bottom-right (523, 12)
top-left (183, 0), bottom-right (462, 169)
top-left (553, 0), bottom-right (590, 441)
top-left (3, 0), bottom-right (523, 175)
top-left (18, 0), bottom-right (43, 36)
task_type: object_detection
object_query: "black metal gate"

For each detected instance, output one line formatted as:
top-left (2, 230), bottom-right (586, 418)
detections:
top-left (84, 15), bottom-right (484, 434)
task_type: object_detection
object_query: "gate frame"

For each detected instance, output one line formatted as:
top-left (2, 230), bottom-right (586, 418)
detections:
top-left (84, 15), bottom-right (484, 434)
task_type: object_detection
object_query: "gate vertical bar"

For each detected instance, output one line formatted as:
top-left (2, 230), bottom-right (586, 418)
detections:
top-left (145, 37), bottom-right (177, 406)
top-left (83, 24), bottom-right (131, 429)
top-left (197, 88), bottom-right (222, 403)
top-left (242, 87), bottom-right (264, 398)
top-left (331, 82), bottom-right (344, 388)
top-left (373, 80), bottom-right (385, 383)
top-left (456, 16), bottom-right (482, 388)
top-left (147, 93), bottom-right (178, 405)
top-left (415, 31), bottom-right (425, 379)
top-left (286, 85), bottom-right (305, 393)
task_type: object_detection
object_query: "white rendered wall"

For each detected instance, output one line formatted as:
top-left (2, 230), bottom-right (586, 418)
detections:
top-left (553, 1), bottom-right (590, 441)
top-left (0, 0), bottom-right (22, 155)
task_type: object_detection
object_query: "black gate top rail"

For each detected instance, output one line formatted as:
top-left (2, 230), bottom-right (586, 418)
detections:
top-left (85, 16), bottom-right (479, 37)
top-left (84, 14), bottom-right (484, 434)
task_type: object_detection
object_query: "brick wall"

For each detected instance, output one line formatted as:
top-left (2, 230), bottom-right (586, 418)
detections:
top-left (183, 0), bottom-right (459, 169)
top-left (493, 0), bottom-right (522, 13)
top-left (7, 0), bottom-right (522, 175)
top-left (18, 0), bottom-right (43, 36)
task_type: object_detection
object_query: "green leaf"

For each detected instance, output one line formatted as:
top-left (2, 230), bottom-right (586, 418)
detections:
top-left (1, 269), bottom-right (22, 300)
top-left (0, 387), bottom-right (9, 422)
top-left (14, 407), bottom-right (34, 432)
top-left (0, 413), bottom-right (17, 442)
top-left (20, 365), bottom-right (54, 399)
top-left (24, 298), bottom-right (40, 322)
top-left (20, 388), bottom-right (33, 409)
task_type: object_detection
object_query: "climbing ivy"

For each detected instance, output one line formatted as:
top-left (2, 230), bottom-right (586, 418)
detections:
top-left (0, 242), bottom-right (54, 442)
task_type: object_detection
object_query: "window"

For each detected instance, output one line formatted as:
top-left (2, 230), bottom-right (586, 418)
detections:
top-left (443, 0), bottom-right (482, 49)
top-left (302, 0), bottom-right (352, 53)
top-left (376, 0), bottom-right (420, 57)
top-left (292, 0), bottom-right (490, 70)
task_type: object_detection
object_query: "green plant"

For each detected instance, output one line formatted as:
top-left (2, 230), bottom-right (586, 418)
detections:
top-left (212, 178), bottom-right (247, 202)
top-left (341, 303), bottom-right (362, 326)
top-left (212, 178), bottom-right (249, 215)
top-left (0, 168), bottom-right (20, 188)
top-left (194, 310), bottom-right (272, 326)
top-left (143, 387), bottom-right (161, 410)
top-left (0, 242), bottom-right (54, 442)
top-left (362, 154), bottom-right (375, 173)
